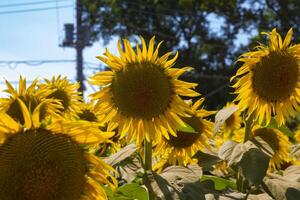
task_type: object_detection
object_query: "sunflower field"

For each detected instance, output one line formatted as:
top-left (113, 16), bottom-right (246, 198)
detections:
top-left (1, 28), bottom-right (300, 200)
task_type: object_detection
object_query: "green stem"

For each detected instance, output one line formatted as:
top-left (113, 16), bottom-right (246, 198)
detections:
top-left (144, 140), bottom-right (155, 200)
top-left (144, 140), bottom-right (152, 171)
top-left (244, 114), bottom-right (254, 143)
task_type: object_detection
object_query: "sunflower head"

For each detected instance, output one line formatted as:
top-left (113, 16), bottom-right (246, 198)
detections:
top-left (75, 101), bottom-right (102, 122)
top-left (0, 99), bottom-right (116, 200)
top-left (38, 76), bottom-right (83, 114)
top-left (166, 116), bottom-right (204, 148)
top-left (251, 127), bottom-right (291, 170)
top-left (232, 28), bottom-right (300, 125)
top-left (154, 99), bottom-right (213, 166)
top-left (0, 77), bottom-right (61, 124)
top-left (0, 129), bottom-right (86, 200)
top-left (89, 36), bottom-right (199, 145)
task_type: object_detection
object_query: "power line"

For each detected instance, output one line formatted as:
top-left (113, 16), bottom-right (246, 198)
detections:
top-left (0, 59), bottom-right (75, 69)
top-left (0, 5), bottom-right (72, 15)
top-left (0, 0), bottom-right (72, 8)
top-left (0, 60), bottom-right (102, 70)
top-left (0, 59), bottom-right (75, 65)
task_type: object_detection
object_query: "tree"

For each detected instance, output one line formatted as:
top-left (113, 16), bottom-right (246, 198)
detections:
top-left (82, 0), bottom-right (299, 108)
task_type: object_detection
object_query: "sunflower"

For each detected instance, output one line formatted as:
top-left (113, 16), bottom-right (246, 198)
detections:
top-left (234, 126), bottom-right (290, 170)
top-left (37, 75), bottom-right (83, 114)
top-left (153, 98), bottom-right (213, 166)
top-left (222, 102), bottom-right (242, 133)
top-left (0, 77), bottom-right (62, 124)
top-left (0, 98), bottom-right (116, 200)
top-left (253, 127), bottom-right (291, 169)
top-left (75, 101), bottom-right (104, 124)
top-left (231, 28), bottom-right (300, 125)
top-left (89, 36), bottom-right (199, 145)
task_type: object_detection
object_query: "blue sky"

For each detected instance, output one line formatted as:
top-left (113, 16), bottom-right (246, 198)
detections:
top-left (0, 0), bottom-right (117, 96)
top-left (0, 0), bottom-right (254, 97)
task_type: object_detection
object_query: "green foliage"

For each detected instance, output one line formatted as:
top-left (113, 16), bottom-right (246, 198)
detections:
top-left (264, 166), bottom-right (300, 200)
top-left (177, 123), bottom-right (197, 134)
top-left (151, 165), bottom-right (204, 199)
top-left (106, 183), bottom-right (149, 200)
top-left (200, 175), bottom-right (237, 191)
top-left (268, 118), bottom-right (294, 137)
top-left (218, 141), bottom-right (270, 186)
top-left (239, 148), bottom-right (269, 186)
top-left (192, 151), bottom-right (220, 171)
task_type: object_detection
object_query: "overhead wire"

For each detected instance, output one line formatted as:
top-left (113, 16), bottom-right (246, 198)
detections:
top-left (0, 5), bottom-right (72, 15)
top-left (0, 0), bottom-right (72, 8)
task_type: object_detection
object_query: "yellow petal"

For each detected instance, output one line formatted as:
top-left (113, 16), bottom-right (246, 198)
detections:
top-left (17, 98), bottom-right (32, 129)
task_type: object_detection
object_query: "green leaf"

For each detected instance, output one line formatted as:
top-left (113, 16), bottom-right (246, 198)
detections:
top-left (268, 118), bottom-right (294, 137)
top-left (264, 172), bottom-right (300, 200)
top-left (193, 150), bottom-right (220, 171)
top-left (251, 136), bottom-right (275, 157)
top-left (239, 148), bottom-right (269, 186)
top-left (151, 165), bottom-right (204, 200)
top-left (200, 175), bottom-right (237, 191)
top-left (218, 140), bottom-right (240, 163)
top-left (177, 123), bottom-right (197, 134)
top-left (218, 140), bottom-right (258, 166)
top-left (109, 183), bottom-right (149, 200)
top-left (103, 144), bottom-right (137, 167)
top-left (277, 125), bottom-right (294, 137)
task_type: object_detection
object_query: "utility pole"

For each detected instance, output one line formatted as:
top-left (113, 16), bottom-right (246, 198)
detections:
top-left (60, 0), bottom-right (92, 95)
top-left (76, 0), bottom-right (84, 94)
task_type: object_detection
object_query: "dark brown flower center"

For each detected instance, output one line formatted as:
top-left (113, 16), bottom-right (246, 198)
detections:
top-left (78, 109), bottom-right (98, 122)
top-left (48, 89), bottom-right (70, 111)
top-left (252, 128), bottom-right (279, 151)
top-left (252, 51), bottom-right (299, 102)
top-left (112, 62), bottom-right (172, 119)
top-left (167, 116), bottom-right (203, 148)
top-left (0, 129), bottom-right (86, 200)
top-left (7, 96), bottom-right (46, 124)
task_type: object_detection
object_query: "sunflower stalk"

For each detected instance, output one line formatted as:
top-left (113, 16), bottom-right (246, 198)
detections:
top-left (144, 140), bottom-right (153, 171)
top-left (244, 114), bottom-right (254, 143)
top-left (144, 140), bottom-right (155, 200)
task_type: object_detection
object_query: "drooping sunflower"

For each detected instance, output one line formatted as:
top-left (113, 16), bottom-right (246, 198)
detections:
top-left (37, 75), bottom-right (83, 114)
top-left (89, 36), bottom-right (199, 145)
top-left (232, 28), bottom-right (300, 125)
top-left (0, 98), bottom-right (116, 200)
top-left (0, 77), bottom-right (62, 124)
top-left (252, 127), bottom-right (291, 170)
top-left (222, 102), bottom-right (242, 133)
top-left (153, 98), bottom-right (213, 166)
top-left (234, 126), bottom-right (291, 170)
